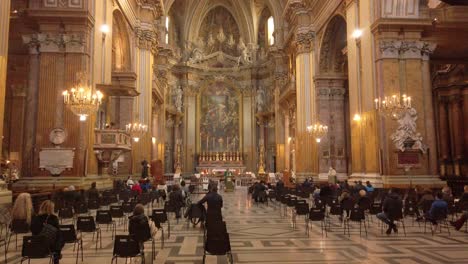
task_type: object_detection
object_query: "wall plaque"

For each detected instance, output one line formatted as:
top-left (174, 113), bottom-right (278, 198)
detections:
top-left (397, 151), bottom-right (420, 167)
top-left (39, 148), bottom-right (75, 176)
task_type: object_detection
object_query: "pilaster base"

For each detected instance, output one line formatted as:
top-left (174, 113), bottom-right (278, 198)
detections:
top-left (349, 173), bottom-right (445, 188)
top-left (296, 172), bottom-right (316, 183)
top-left (13, 176), bottom-right (114, 191)
top-left (318, 173), bottom-right (348, 182)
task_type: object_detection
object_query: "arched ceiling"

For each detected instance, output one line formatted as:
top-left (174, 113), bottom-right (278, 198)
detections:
top-left (163, 0), bottom-right (285, 46)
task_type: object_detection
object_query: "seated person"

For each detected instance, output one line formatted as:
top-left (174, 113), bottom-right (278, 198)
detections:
top-left (416, 189), bottom-right (434, 220)
top-left (168, 184), bottom-right (185, 219)
top-left (132, 183), bottom-right (143, 195)
top-left (87, 182), bottom-right (100, 201)
top-left (128, 204), bottom-right (159, 245)
top-left (377, 188), bottom-right (403, 235)
top-left (425, 192), bottom-right (448, 226)
top-left (357, 189), bottom-right (371, 210)
top-left (31, 200), bottom-right (63, 264)
top-left (451, 212), bottom-right (468, 231)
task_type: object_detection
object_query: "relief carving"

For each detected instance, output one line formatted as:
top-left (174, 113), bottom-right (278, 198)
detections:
top-left (379, 40), bottom-right (436, 60)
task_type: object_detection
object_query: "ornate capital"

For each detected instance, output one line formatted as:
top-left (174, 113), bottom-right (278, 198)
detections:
top-left (22, 33), bottom-right (85, 53)
top-left (136, 0), bottom-right (164, 18)
top-left (135, 27), bottom-right (159, 53)
top-left (284, 0), bottom-right (309, 24)
top-left (378, 40), bottom-right (436, 60)
top-left (295, 29), bottom-right (315, 54)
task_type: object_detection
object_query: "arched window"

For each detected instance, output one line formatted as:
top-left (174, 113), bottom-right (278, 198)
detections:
top-left (267, 16), bottom-right (274, 46)
top-left (165, 16), bottom-right (170, 44)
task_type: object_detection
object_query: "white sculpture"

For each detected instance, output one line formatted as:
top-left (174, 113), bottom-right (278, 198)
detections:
top-left (174, 86), bottom-right (183, 112)
top-left (391, 107), bottom-right (427, 153)
top-left (256, 87), bottom-right (265, 112)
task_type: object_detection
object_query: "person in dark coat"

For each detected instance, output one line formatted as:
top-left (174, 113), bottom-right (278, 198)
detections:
top-left (31, 200), bottom-right (63, 264)
top-left (197, 184), bottom-right (223, 225)
top-left (169, 184), bottom-right (185, 218)
top-left (128, 204), bottom-right (158, 245)
top-left (377, 188), bottom-right (403, 235)
top-left (276, 179), bottom-right (285, 195)
top-left (141, 159), bottom-right (149, 179)
top-left (254, 181), bottom-right (267, 202)
top-left (87, 182), bottom-right (100, 201)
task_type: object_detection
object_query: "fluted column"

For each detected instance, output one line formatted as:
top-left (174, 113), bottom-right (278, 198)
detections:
top-left (0, 0), bottom-right (11, 159)
top-left (438, 99), bottom-right (449, 176)
top-left (294, 30), bottom-right (318, 182)
top-left (132, 27), bottom-right (157, 175)
top-left (284, 112), bottom-right (290, 171)
top-left (21, 38), bottom-right (40, 177)
top-left (449, 96), bottom-right (462, 176)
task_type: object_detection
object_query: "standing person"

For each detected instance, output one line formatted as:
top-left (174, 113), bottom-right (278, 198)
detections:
top-left (197, 184), bottom-right (223, 225)
top-left (31, 200), bottom-right (63, 264)
top-left (377, 188), bottom-right (403, 235)
top-left (87, 182), bottom-right (99, 200)
top-left (169, 184), bottom-right (185, 219)
top-left (141, 160), bottom-right (149, 179)
top-left (276, 179), bottom-right (285, 195)
top-left (11, 192), bottom-right (33, 227)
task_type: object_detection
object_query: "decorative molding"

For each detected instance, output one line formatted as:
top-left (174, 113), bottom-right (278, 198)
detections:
top-left (135, 27), bottom-right (158, 53)
top-left (295, 29), bottom-right (315, 54)
top-left (135, 0), bottom-right (164, 18)
top-left (22, 33), bottom-right (85, 53)
top-left (378, 40), bottom-right (436, 60)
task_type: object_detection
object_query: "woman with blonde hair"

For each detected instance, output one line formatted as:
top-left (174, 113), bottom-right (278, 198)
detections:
top-left (11, 192), bottom-right (33, 225)
top-left (31, 200), bottom-right (63, 264)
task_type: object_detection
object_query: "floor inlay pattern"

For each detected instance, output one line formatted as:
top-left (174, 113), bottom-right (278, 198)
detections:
top-left (1, 188), bottom-right (467, 263)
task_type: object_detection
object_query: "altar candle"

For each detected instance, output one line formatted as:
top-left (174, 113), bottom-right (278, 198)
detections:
top-left (206, 136), bottom-right (209, 151)
top-left (212, 137), bottom-right (215, 151)
top-left (227, 137), bottom-right (229, 150)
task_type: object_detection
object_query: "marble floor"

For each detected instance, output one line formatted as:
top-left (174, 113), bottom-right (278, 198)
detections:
top-left (1, 188), bottom-right (468, 264)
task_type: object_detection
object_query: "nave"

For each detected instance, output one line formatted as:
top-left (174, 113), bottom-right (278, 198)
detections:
top-left (2, 188), bottom-right (468, 264)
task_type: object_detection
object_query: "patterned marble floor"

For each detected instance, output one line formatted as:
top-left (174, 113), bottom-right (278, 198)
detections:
top-left (1, 187), bottom-right (468, 264)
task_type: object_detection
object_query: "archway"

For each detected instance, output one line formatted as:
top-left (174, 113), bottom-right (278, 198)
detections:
top-left (317, 15), bottom-right (350, 179)
top-left (112, 11), bottom-right (131, 72)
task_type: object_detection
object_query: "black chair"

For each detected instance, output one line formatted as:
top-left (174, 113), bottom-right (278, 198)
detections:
top-left (59, 224), bottom-right (83, 264)
top-left (380, 210), bottom-right (407, 236)
top-left (87, 199), bottom-right (100, 210)
top-left (139, 193), bottom-right (152, 210)
top-left (20, 235), bottom-right (53, 264)
top-left (344, 207), bottom-right (367, 237)
top-left (111, 235), bottom-right (144, 264)
top-left (110, 205), bottom-right (126, 226)
top-left (307, 207), bottom-right (327, 237)
top-left (128, 219), bottom-right (156, 261)
top-left (424, 210), bottom-right (451, 236)
top-left (293, 201), bottom-right (309, 229)
top-left (76, 216), bottom-right (101, 249)
top-left (151, 209), bottom-right (169, 242)
top-left (186, 203), bottom-right (205, 227)
top-left (119, 191), bottom-right (131, 203)
top-left (58, 207), bottom-right (75, 224)
top-left (404, 201), bottom-right (419, 227)
top-left (74, 202), bottom-right (89, 216)
top-left (7, 219), bottom-right (30, 252)
top-left (96, 210), bottom-right (116, 240)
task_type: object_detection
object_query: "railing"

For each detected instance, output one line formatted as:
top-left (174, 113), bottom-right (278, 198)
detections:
top-left (94, 129), bottom-right (132, 151)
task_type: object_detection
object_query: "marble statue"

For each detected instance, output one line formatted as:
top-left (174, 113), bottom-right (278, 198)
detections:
top-left (391, 107), bottom-right (427, 153)
top-left (256, 86), bottom-right (265, 112)
top-left (174, 86), bottom-right (183, 112)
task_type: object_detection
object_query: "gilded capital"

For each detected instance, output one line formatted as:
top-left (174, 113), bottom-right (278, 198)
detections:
top-left (135, 27), bottom-right (159, 54)
top-left (295, 30), bottom-right (315, 54)
top-left (136, 0), bottom-right (164, 19)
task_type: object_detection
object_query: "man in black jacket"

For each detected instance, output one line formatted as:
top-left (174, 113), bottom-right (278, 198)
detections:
top-left (377, 188), bottom-right (403, 235)
top-left (198, 184), bottom-right (223, 225)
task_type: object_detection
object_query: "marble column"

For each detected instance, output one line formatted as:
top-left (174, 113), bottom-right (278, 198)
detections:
top-left (0, 0), bottom-right (12, 205)
top-left (449, 96), bottom-right (462, 176)
top-left (284, 112), bottom-right (290, 171)
top-left (438, 99), bottom-right (449, 175)
top-left (294, 30), bottom-right (318, 182)
top-left (132, 27), bottom-right (156, 175)
top-left (21, 37), bottom-right (40, 177)
top-left (421, 57), bottom-right (437, 175)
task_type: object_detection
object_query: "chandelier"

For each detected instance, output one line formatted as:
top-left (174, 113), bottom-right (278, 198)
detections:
top-left (374, 94), bottom-right (412, 120)
top-left (62, 72), bottom-right (103, 121)
top-left (125, 122), bottom-right (148, 142)
top-left (307, 122), bottom-right (328, 143)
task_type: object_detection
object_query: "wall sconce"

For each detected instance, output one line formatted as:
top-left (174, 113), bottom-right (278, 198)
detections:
top-left (288, 137), bottom-right (292, 143)
top-left (351, 29), bottom-right (363, 39)
top-left (316, 138), bottom-right (321, 143)
top-left (133, 137), bottom-right (140, 143)
top-left (100, 24), bottom-right (110, 40)
top-left (353, 113), bottom-right (361, 122)
top-left (152, 137), bottom-right (156, 144)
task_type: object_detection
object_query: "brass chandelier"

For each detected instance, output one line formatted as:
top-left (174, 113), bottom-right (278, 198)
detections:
top-left (125, 122), bottom-right (148, 142)
top-left (374, 94), bottom-right (412, 120)
top-left (62, 72), bottom-right (103, 121)
top-left (307, 123), bottom-right (328, 143)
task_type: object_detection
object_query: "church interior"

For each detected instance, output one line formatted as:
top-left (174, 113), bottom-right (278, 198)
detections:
top-left (0, 0), bottom-right (467, 263)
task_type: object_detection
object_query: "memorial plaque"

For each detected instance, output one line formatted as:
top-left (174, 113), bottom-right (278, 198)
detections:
top-left (397, 151), bottom-right (420, 166)
top-left (39, 148), bottom-right (75, 175)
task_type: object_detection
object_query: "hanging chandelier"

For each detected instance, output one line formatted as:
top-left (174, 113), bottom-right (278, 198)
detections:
top-left (125, 122), bottom-right (148, 142)
top-left (374, 94), bottom-right (412, 120)
top-left (62, 72), bottom-right (103, 121)
top-left (307, 122), bottom-right (328, 143)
